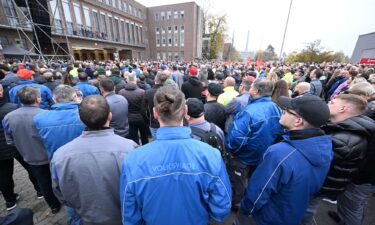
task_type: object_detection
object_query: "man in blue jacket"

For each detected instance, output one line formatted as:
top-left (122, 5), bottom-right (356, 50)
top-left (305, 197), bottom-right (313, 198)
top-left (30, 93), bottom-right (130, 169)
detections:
top-left (74, 72), bottom-right (100, 98)
top-left (33, 84), bottom-right (85, 225)
top-left (8, 68), bottom-right (54, 109)
top-left (226, 78), bottom-right (282, 209)
top-left (120, 86), bottom-right (231, 225)
top-left (234, 95), bottom-right (333, 225)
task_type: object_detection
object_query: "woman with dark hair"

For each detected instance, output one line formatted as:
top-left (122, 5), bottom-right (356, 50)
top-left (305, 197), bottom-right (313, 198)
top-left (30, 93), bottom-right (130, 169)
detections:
top-left (120, 86), bottom-right (231, 225)
top-left (271, 80), bottom-right (290, 107)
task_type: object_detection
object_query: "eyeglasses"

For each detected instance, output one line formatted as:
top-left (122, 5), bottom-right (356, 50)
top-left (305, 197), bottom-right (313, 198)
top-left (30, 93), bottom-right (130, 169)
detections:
top-left (282, 108), bottom-right (300, 117)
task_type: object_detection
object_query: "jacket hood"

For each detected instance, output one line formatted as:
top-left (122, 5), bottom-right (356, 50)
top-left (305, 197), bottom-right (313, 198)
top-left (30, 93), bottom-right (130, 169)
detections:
top-left (0, 97), bottom-right (7, 107)
top-left (283, 133), bottom-right (333, 167)
top-left (188, 76), bottom-right (201, 86)
top-left (324, 115), bottom-right (375, 139)
top-left (124, 83), bottom-right (138, 90)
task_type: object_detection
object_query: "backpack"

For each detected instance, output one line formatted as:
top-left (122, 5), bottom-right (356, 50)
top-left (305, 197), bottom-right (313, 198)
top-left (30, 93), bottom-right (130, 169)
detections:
top-left (190, 123), bottom-right (225, 156)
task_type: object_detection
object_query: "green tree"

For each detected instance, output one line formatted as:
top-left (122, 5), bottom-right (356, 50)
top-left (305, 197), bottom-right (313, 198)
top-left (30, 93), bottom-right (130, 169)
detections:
top-left (286, 40), bottom-right (349, 63)
top-left (207, 14), bottom-right (227, 59)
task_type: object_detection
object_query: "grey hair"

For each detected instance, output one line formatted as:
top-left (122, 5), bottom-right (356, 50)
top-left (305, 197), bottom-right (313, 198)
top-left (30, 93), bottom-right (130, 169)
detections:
top-left (17, 86), bottom-right (41, 105)
top-left (240, 79), bottom-right (252, 91)
top-left (53, 85), bottom-right (77, 102)
top-left (128, 73), bottom-right (136, 82)
top-left (252, 78), bottom-right (274, 96)
top-left (349, 82), bottom-right (375, 97)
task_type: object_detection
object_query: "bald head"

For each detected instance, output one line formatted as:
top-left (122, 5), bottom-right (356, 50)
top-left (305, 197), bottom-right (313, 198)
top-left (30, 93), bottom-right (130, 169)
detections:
top-left (295, 82), bottom-right (311, 95)
top-left (224, 77), bottom-right (236, 88)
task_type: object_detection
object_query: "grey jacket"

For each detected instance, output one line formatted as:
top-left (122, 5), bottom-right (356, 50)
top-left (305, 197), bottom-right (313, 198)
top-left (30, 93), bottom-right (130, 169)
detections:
top-left (51, 129), bottom-right (137, 225)
top-left (105, 93), bottom-right (129, 138)
top-left (2, 106), bottom-right (48, 165)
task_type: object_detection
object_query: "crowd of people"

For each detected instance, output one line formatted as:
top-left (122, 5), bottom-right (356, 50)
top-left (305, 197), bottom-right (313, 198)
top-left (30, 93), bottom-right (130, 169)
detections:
top-left (0, 59), bottom-right (375, 225)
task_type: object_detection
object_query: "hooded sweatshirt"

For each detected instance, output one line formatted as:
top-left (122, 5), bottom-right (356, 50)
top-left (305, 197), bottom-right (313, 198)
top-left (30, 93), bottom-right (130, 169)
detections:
top-left (181, 76), bottom-right (203, 99)
top-left (241, 129), bottom-right (332, 225)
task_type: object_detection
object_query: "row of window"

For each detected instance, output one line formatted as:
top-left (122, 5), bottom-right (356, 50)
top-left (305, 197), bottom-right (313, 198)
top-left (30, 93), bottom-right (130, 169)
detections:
top-left (156, 51), bottom-right (185, 61)
top-left (155, 11), bottom-right (184, 21)
top-left (98, 0), bottom-right (143, 19)
top-left (155, 26), bottom-right (184, 48)
top-left (52, 0), bottom-right (143, 45)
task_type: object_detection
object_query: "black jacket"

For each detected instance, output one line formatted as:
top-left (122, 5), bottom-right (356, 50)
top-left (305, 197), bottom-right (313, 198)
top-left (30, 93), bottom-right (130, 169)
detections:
top-left (142, 84), bottom-right (163, 128)
top-left (181, 77), bottom-right (203, 99)
top-left (319, 115), bottom-right (375, 198)
top-left (118, 83), bottom-right (145, 122)
top-left (204, 100), bottom-right (226, 131)
top-left (0, 97), bottom-right (19, 160)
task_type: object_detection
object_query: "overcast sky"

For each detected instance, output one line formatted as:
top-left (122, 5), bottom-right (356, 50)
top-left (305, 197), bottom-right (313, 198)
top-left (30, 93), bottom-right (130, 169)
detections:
top-left (138, 0), bottom-right (375, 57)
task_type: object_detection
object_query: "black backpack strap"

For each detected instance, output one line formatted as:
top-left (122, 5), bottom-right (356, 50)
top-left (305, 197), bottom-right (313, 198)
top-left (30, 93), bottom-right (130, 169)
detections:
top-left (209, 123), bottom-right (216, 133)
top-left (190, 126), bottom-right (208, 141)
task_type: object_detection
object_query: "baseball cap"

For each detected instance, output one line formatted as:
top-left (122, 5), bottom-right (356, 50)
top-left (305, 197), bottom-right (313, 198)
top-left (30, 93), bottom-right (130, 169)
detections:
top-left (17, 68), bottom-right (34, 80)
top-left (186, 98), bottom-right (204, 118)
top-left (278, 95), bottom-right (330, 127)
top-left (189, 66), bottom-right (198, 76)
top-left (207, 83), bottom-right (223, 97)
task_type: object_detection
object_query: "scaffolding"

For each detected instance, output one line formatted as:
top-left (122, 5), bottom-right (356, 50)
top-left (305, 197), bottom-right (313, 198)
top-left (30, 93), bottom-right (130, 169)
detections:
top-left (10, 0), bottom-right (74, 63)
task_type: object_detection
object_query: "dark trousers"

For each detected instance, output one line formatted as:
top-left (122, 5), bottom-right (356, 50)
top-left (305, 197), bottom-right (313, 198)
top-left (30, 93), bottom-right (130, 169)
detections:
top-left (0, 155), bottom-right (40, 202)
top-left (129, 120), bottom-right (149, 145)
top-left (29, 164), bottom-right (60, 209)
top-left (0, 208), bottom-right (34, 225)
top-left (226, 156), bottom-right (257, 208)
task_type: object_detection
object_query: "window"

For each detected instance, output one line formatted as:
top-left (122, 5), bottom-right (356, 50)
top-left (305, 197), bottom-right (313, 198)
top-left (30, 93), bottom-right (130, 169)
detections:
top-left (50, 0), bottom-right (63, 34)
top-left (161, 11), bottom-right (165, 20)
top-left (83, 7), bottom-right (91, 28)
top-left (139, 26), bottom-right (143, 43)
top-left (162, 33), bottom-right (166, 47)
top-left (126, 22), bottom-right (131, 43)
top-left (135, 25), bottom-right (139, 44)
top-left (174, 27), bottom-right (178, 47)
top-left (112, 0), bottom-right (116, 8)
top-left (157, 52), bottom-right (161, 61)
top-left (2, 0), bottom-right (18, 26)
top-left (155, 13), bottom-right (159, 21)
top-left (180, 51), bottom-right (184, 60)
top-left (167, 11), bottom-right (171, 20)
top-left (133, 7), bottom-right (137, 17)
top-left (93, 11), bottom-right (100, 33)
top-left (118, 0), bottom-right (122, 10)
top-left (168, 52), bottom-right (172, 61)
top-left (168, 26), bottom-right (172, 47)
top-left (156, 27), bottom-right (160, 47)
top-left (101, 14), bottom-right (108, 40)
top-left (62, 0), bottom-right (73, 34)
top-left (138, 9), bottom-right (142, 18)
top-left (173, 11), bottom-right (178, 19)
top-left (105, 0), bottom-right (109, 5)
top-left (131, 23), bottom-right (135, 43)
top-left (114, 18), bottom-right (120, 42)
top-left (73, 3), bottom-right (83, 36)
top-left (180, 10), bottom-right (184, 19)
top-left (128, 4), bottom-right (132, 15)
top-left (174, 52), bottom-right (179, 60)
top-left (123, 2), bottom-right (127, 12)
top-left (108, 16), bottom-right (114, 41)
top-left (121, 20), bottom-right (125, 43)
top-left (180, 25), bottom-right (184, 47)
top-left (162, 52), bottom-right (166, 60)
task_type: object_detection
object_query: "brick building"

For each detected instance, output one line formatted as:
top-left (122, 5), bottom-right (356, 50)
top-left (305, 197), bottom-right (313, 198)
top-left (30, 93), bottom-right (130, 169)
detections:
top-left (0, 0), bottom-right (203, 61)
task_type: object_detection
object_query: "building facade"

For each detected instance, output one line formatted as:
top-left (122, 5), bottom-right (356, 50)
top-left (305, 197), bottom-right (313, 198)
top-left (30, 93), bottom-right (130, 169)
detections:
top-left (0, 0), bottom-right (203, 61)
top-left (147, 2), bottom-right (203, 61)
top-left (350, 32), bottom-right (375, 64)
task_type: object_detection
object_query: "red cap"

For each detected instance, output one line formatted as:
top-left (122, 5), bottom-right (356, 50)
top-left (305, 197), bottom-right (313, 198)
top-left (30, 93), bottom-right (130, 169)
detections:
top-left (17, 69), bottom-right (34, 80)
top-left (244, 76), bottom-right (255, 82)
top-left (189, 66), bottom-right (198, 76)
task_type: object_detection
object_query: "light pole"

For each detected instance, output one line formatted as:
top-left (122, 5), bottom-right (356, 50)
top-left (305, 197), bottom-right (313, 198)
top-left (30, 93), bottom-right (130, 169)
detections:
top-left (279, 0), bottom-right (293, 61)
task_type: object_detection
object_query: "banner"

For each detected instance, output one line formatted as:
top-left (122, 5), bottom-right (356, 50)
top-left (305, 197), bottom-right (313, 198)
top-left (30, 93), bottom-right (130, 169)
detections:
top-left (359, 58), bottom-right (375, 64)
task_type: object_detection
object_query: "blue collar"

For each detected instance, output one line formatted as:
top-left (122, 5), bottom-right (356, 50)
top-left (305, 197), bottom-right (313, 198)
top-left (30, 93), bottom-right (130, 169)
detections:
top-left (248, 96), bottom-right (271, 104)
top-left (51, 102), bottom-right (80, 110)
top-left (19, 80), bottom-right (35, 84)
top-left (156, 126), bottom-right (192, 140)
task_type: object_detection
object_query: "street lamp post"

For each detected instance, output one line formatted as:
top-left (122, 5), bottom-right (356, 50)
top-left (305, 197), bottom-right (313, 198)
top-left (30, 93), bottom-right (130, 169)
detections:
top-left (279, 0), bottom-right (293, 61)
